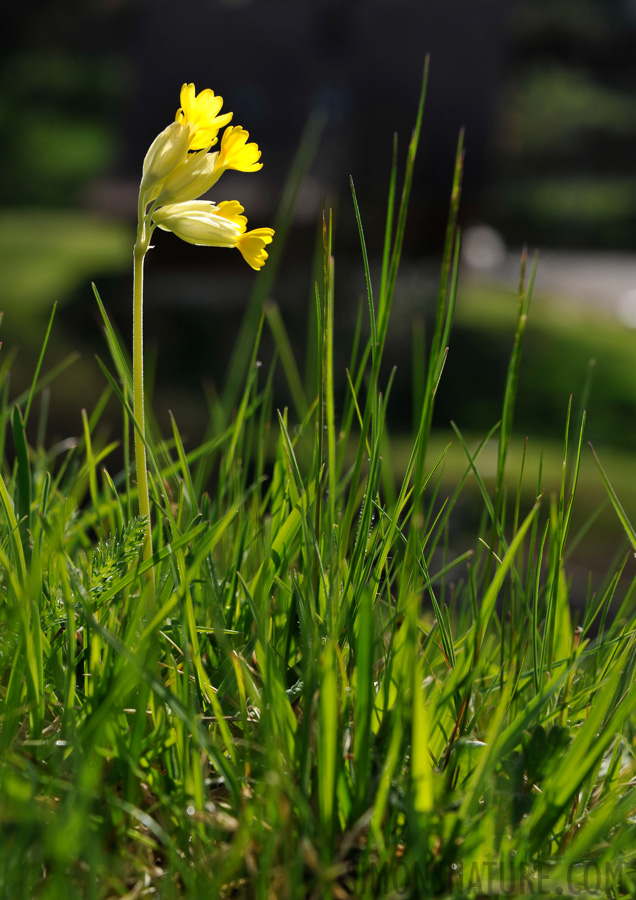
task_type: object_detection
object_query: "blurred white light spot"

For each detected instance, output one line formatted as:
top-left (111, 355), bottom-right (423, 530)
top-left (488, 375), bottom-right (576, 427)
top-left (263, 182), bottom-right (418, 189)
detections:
top-left (294, 176), bottom-right (323, 224)
top-left (186, 805), bottom-right (195, 816)
top-left (616, 289), bottom-right (636, 327)
top-left (462, 225), bottom-right (506, 272)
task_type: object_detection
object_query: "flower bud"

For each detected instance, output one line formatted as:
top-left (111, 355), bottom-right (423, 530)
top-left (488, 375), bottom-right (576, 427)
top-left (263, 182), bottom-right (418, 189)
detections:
top-left (140, 121), bottom-right (191, 197)
top-left (152, 200), bottom-right (244, 247)
top-left (154, 151), bottom-right (220, 207)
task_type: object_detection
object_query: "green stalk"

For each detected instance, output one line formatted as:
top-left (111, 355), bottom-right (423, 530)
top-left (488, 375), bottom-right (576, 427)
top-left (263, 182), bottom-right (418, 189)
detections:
top-left (134, 195), bottom-right (155, 594)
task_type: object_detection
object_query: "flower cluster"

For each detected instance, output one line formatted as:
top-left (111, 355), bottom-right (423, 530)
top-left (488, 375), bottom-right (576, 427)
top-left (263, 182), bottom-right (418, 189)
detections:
top-left (138, 83), bottom-right (274, 270)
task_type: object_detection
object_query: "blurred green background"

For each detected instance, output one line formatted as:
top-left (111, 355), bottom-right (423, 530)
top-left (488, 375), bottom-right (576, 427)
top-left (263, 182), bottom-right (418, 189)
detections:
top-left (3, 0), bottom-right (636, 553)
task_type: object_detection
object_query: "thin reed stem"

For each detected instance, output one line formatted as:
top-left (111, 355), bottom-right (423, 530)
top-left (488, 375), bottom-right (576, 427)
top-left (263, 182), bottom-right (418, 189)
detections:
top-left (133, 198), bottom-right (154, 596)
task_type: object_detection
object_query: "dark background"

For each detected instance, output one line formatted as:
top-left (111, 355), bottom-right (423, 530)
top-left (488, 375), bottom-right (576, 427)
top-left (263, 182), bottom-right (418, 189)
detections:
top-left (2, 0), bottom-right (636, 464)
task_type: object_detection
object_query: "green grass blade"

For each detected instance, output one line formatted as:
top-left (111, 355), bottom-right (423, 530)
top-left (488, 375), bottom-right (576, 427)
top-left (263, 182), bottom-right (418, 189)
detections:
top-left (12, 404), bottom-right (32, 539)
top-left (589, 443), bottom-right (636, 551)
top-left (23, 301), bottom-right (56, 427)
top-left (350, 176), bottom-right (377, 368)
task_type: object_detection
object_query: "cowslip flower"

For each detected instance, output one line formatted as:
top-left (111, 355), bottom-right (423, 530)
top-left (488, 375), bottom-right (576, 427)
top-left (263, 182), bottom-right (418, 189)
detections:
top-left (132, 83), bottom-right (275, 580)
top-left (139, 82), bottom-right (273, 262)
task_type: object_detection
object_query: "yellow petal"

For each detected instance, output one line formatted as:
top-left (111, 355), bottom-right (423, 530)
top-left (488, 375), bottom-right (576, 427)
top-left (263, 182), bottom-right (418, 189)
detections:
top-left (217, 125), bottom-right (263, 173)
top-left (213, 200), bottom-right (248, 233)
top-left (236, 228), bottom-right (275, 271)
top-left (175, 83), bottom-right (233, 151)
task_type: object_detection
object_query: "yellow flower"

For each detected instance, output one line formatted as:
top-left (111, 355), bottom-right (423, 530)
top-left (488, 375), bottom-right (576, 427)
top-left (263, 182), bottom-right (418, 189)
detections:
top-left (214, 200), bottom-right (249, 232)
top-left (236, 228), bottom-right (275, 271)
top-left (152, 200), bottom-right (274, 270)
top-left (175, 83), bottom-right (233, 151)
top-left (216, 126), bottom-right (263, 174)
top-left (139, 84), bottom-right (273, 269)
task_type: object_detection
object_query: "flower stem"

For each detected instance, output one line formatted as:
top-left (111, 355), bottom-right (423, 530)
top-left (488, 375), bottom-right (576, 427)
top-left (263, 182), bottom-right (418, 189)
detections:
top-left (133, 225), bottom-right (155, 599)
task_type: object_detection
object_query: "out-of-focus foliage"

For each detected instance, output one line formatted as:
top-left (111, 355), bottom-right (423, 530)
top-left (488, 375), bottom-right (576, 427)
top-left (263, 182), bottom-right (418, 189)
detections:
top-left (0, 210), bottom-right (131, 323)
top-left (0, 52), bottom-right (123, 205)
top-left (492, 0), bottom-right (636, 246)
top-left (501, 66), bottom-right (636, 157)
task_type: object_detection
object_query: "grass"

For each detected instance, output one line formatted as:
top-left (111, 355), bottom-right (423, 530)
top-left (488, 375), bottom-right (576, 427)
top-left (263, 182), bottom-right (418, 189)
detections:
top-left (2, 71), bottom-right (636, 899)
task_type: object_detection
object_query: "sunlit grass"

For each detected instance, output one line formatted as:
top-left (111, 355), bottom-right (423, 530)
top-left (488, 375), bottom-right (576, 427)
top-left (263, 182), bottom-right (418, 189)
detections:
top-left (1, 69), bottom-right (636, 899)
